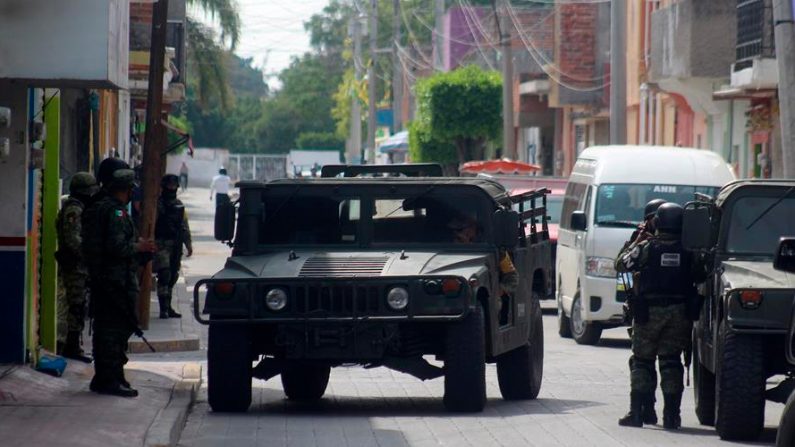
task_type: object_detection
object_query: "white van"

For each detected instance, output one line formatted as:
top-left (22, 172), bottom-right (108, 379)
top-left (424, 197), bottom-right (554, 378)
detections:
top-left (556, 146), bottom-right (735, 345)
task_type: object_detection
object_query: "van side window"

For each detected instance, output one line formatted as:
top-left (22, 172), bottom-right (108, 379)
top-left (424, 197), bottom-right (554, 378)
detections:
top-left (561, 182), bottom-right (587, 230)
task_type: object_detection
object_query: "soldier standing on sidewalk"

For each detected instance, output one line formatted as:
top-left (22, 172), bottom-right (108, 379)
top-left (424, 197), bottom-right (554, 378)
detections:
top-left (55, 172), bottom-right (99, 362)
top-left (616, 203), bottom-right (697, 429)
top-left (154, 174), bottom-right (193, 319)
top-left (83, 166), bottom-right (155, 397)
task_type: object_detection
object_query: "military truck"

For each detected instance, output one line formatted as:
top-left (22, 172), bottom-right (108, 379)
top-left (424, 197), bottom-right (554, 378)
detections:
top-left (682, 180), bottom-right (795, 441)
top-left (774, 238), bottom-right (795, 447)
top-left (194, 165), bottom-right (553, 413)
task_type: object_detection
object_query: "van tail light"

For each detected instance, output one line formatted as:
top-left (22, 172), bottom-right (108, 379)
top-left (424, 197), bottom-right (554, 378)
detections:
top-left (214, 282), bottom-right (235, 298)
top-left (739, 290), bottom-right (762, 309)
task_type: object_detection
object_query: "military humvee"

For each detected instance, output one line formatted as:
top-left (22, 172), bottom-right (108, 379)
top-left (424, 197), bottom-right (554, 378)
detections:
top-left (682, 180), bottom-right (795, 441)
top-left (195, 164), bottom-right (553, 413)
top-left (773, 238), bottom-right (795, 447)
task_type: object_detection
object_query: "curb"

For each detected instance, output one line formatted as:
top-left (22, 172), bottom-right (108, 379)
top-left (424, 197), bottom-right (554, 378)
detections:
top-left (144, 363), bottom-right (202, 447)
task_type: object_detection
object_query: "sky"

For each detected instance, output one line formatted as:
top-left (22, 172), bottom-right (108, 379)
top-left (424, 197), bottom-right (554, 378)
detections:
top-left (192, 0), bottom-right (330, 90)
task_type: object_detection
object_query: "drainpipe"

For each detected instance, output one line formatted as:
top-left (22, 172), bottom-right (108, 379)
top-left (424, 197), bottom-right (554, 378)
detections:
top-left (639, 83), bottom-right (649, 144)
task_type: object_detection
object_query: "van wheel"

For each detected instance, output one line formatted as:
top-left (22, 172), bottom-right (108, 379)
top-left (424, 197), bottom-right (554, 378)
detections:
top-left (715, 324), bottom-right (765, 441)
top-left (693, 332), bottom-right (715, 426)
top-left (497, 295), bottom-right (544, 400)
top-left (558, 294), bottom-right (572, 338)
top-left (570, 293), bottom-right (602, 345)
top-left (208, 324), bottom-right (252, 413)
top-left (281, 364), bottom-right (331, 401)
top-left (444, 303), bottom-right (486, 412)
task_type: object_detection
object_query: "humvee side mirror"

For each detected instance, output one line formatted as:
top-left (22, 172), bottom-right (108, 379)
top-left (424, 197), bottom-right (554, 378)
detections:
top-left (570, 211), bottom-right (587, 231)
top-left (494, 209), bottom-right (519, 249)
top-left (682, 207), bottom-right (712, 250)
top-left (774, 238), bottom-right (795, 273)
top-left (214, 202), bottom-right (236, 242)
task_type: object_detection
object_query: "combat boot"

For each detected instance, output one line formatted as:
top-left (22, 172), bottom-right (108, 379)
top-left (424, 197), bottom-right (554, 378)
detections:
top-left (62, 331), bottom-right (92, 363)
top-left (92, 381), bottom-right (138, 398)
top-left (618, 392), bottom-right (644, 427)
top-left (158, 296), bottom-right (169, 319)
top-left (642, 392), bottom-right (658, 425)
top-left (165, 294), bottom-right (181, 318)
top-left (663, 393), bottom-right (682, 429)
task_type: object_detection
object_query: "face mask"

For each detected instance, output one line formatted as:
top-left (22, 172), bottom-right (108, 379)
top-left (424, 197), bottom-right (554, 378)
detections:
top-left (162, 189), bottom-right (177, 199)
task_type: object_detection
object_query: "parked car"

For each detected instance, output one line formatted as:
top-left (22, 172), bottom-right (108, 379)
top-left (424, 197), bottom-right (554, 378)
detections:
top-left (557, 146), bottom-right (735, 345)
top-left (683, 180), bottom-right (795, 441)
top-left (196, 164), bottom-right (552, 413)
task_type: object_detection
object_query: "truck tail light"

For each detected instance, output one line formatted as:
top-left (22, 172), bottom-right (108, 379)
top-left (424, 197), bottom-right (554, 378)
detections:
top-left (739, 290), bottom-right (762, 309)
top-left (214, 282), bottom-right (235, 298)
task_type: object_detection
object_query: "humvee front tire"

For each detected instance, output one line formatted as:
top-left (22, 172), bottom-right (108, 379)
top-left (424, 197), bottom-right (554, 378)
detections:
top-left (570, 293), bottom-right (602, 345)
top-left (715, 326), bottom-right (766, 441)
top-left (208, 324), bottom-right (252, 412)
top-left (692, 332), bottom-right (715, 426)
top-left (444, 303), bottom-right (486, 412)
top-left (497, 295), bottom-right (543, 400)
top-left (281, 364), bottom-right (331, 401)
top-left (777, 391), bottom-right (795, 447)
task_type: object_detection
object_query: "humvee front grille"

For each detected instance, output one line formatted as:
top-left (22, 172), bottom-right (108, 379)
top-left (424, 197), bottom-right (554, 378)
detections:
top-left (299, 257), bottom-right (388, 278)
top-left (291, 284), bottom-right (383, 315)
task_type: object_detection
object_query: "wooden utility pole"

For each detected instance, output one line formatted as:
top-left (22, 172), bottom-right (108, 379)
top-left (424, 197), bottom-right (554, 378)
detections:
top-left (350, 12), bottom-right (363, 163)
top-left (609, 0), bottom-right (627, 145)
top-left (773, 0), bottom-right (795, 177)
top-left (499, 0), bottom-right (516, 159)
top-left (392, 0), bottom-right (402, 133)
top-left (137, 0), bottom-right (169, 329)
top-left (367, 0), bottom-right (378, 163)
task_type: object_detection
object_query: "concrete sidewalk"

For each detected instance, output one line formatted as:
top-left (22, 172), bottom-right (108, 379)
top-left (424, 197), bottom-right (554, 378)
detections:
top-left (0, 360), bottom-right (201, 447)
top-left (129, 278), bottom-right (201, 354)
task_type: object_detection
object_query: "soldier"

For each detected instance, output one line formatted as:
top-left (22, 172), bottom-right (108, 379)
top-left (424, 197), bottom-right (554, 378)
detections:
top-left (616, 203), bottom-right (696, 429)
top-left (83, 166), bottom-right (155, 397)
top-left (55, 172), bottom-right (99, 362)
top-left (154, 174), bottom-right (193, 319)
top-left (615, 198), bottom-right (666, 424)
top-left (448, 215), bottom-right (518, 294)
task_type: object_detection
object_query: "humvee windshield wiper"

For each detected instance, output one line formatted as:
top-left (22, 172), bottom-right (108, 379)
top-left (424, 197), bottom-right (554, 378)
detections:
top-left (745, 186), bottom-right (795, 230)
top-left (597, 220), bottom-right (638, 228)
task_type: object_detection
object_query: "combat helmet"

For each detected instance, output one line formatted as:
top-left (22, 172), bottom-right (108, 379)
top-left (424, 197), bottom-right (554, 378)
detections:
top-left (98, 158), bottom-right (130, 187)
top-left (161, 173), bottom-right (180, 189)
top-left (644, 199), bottom-right (667, 219)
top-left (654, 203), bottom-right (684, 234)
top-left (107, 169), bottom-right (136, 190)
top-left (69, 172), bottom-right (99, 196)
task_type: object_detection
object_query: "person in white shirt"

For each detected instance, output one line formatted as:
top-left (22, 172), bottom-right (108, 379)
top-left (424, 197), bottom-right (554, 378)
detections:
top-left (210, 168), bottom-right (232, 206)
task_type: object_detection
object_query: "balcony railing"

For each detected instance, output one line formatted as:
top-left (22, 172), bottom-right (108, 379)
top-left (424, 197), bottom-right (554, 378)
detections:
top-left (736, 0), bottom-right (775, 70)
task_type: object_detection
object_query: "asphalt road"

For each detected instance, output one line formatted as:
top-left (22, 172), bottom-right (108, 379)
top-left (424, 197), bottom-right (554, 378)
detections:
top-left (168, 186), bottom-right (784, 447)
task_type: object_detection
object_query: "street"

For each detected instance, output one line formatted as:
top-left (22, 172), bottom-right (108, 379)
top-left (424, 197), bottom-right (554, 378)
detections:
top-left (154, 187), bottom-right (783, 447)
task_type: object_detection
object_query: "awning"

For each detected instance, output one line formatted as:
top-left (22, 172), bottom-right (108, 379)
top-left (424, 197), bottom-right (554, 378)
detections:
top-left (460, 159), bottom-right (541, 175)
top-left (378, 130), bottom-right (409, 153)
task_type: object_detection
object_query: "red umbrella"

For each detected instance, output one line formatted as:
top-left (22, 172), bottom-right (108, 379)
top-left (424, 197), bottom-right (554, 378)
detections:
top-left (460, 159), bottom-right (541, 175)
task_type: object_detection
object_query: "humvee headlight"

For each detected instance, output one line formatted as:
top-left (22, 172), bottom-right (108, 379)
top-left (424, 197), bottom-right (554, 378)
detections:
top-left (265, 288), bottom-right (288, 311)
top-left (387, 287), bottom-right (409, 310)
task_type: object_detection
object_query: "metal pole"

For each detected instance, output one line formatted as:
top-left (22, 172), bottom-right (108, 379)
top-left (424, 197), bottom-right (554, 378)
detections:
top-left (500, 0), bottom-right (516, 159)
top-left (137, 0), bottom-right (169, 329)
top-left (367, 0), bottom-right (378, 164)
top-left (609, 0), bottom-right (627, 145)
top-left (773, 0), bottom-right (795, 177)
top-left (392, 0), bottom-right (403, 133)
top-left (351, 13), bottom-right (362, 164)
top-left (435, 0), bottom-right (445, 71)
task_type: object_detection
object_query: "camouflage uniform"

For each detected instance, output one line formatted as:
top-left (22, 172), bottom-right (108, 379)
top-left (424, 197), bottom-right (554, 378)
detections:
top-left (154, 175), bottom-right (192, 318)
top-left (55, 172), bottom-right (97, 361)
top-left (83, 169), bottom-right (142, 397)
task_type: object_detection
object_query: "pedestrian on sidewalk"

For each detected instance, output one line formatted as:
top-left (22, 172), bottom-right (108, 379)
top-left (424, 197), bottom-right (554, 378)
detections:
top-left (155, 174), bottom-right (193, 319)
top-left (209, 167), bottom-right (231, 206)
top-left (83, 161), bottom-right (156, 398)
top-left (179, 161), bottom-right (189, 191)
top-left (55, 172), bottom-right (99, 363)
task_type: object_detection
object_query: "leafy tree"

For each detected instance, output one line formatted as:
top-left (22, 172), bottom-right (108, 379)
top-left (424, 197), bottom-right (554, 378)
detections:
top-left (296, 132), bottom-right (345, 151)
top-left (412, 65), bottom-right (502, 165)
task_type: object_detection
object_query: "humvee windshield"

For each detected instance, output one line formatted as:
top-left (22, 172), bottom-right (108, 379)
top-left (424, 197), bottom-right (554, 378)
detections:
top-left (725, 196), bottom-right (795, 256)
top-left (257, 187), bottom-right (490, 246)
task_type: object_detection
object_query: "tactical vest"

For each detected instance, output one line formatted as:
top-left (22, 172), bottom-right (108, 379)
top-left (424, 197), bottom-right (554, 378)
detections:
top-left (637, 237), bottom-right (692, 297)
top-left (155, 198), bottom-right (185, 241)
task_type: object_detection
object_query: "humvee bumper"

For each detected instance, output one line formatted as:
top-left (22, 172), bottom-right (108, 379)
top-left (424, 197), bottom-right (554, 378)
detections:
top-left (193, 276), bottom-right (473, 325)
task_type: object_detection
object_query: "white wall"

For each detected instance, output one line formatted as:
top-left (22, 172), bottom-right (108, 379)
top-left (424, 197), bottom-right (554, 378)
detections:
top-left (0, 81), bottom-right (29, 238)
top-left (166, 148), bottom-right (228, 187)
top-left (0, 0), bottom-right (129, 88)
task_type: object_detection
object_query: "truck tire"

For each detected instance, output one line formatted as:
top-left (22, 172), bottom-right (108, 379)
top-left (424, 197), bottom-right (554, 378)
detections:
top-left (208, 324), bottom-right (252, 413)
top-left (570, 293), bottom-right (602, 345)
top-left (281, 364), bottom-right (331, 401)
top-left (776, 391), bottom-right (795, 447)
top-left (497, 295), bottom-right (543, 400)
top-left (444, 303), bottom-right (486, 412)
top-left (715, 326), bottom-right (766, 441)
top-left (692, 334), bottom-right (715, 426)
top-left (558, 291), bottom-right (572, 338)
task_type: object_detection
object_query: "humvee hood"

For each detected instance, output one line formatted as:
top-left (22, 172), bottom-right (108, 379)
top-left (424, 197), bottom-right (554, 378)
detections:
top-left (722, 260), bottom-right (795, 289)
top-left (215, 250), bottom-right (490, 279)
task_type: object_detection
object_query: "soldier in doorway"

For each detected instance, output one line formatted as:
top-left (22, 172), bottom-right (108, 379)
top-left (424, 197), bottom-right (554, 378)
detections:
top-left (154, 174), bottom-right (193, 319)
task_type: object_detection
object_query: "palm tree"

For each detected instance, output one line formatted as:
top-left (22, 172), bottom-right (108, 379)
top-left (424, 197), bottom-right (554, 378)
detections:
top-left (185, 0), bottom-right (241, 110)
